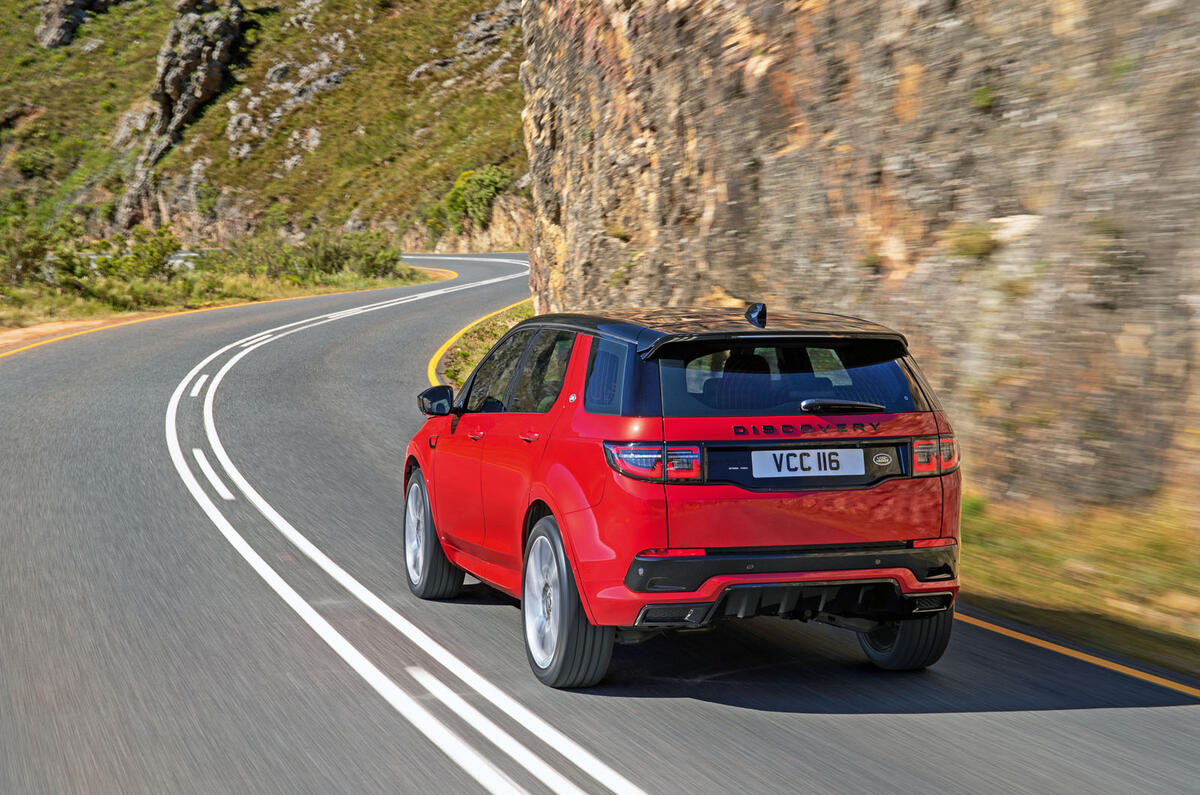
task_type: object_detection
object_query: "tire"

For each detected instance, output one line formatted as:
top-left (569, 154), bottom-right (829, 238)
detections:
top-left (857, 607), bottom-right (954, 671)
top-left (403, 469), bottom-right (464, 600)
top-left (522, 516), bottom-right (614, 688)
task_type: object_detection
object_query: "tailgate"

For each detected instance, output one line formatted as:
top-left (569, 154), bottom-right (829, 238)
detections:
top-left (663, 413), bottom-right (943, 548)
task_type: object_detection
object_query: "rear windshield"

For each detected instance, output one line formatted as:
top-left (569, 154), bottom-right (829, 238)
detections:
top-left (657, 338), bottom-right (927, 417)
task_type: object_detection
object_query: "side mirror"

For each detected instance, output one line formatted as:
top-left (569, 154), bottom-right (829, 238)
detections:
top-left (417, 385), bottom-right (454, 416)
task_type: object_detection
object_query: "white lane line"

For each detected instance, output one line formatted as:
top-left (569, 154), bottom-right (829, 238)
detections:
top-left (240, 334), bottom-right (273, 348)
top-left (197, 296), bottom-right (645, 795)
top-left (409, 667), bottom-right (589, 795)
top-left (192, 448), bottom-right (235, 501)
top-left (166, 359), bottom-right (527, 795)
top-left (189, 373), bottom-right (210, 398)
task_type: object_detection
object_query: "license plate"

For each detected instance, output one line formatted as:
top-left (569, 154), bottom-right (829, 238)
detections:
top-left (750, 448), bottom-right (865, 478)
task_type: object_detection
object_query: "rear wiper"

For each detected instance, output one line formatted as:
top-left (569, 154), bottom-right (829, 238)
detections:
top-left (800, 398), bottom-right (886, 414)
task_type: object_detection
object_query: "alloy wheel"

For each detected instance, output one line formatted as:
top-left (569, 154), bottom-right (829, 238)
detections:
top-left (523, 535), bottom-right (560, 668)
top-left (404, 481), bottom-right (425, 585)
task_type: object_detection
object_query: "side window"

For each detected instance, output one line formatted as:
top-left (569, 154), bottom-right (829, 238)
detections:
top-left (584, 337), bottom-right (630, 415)
top-left (464, 329), bottom-right (534, 413)
top-left (509, 330), bottom-right (576, 413)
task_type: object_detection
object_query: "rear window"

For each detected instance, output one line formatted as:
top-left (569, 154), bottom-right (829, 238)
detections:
top-left (657, 338), bottom-right (927, 417)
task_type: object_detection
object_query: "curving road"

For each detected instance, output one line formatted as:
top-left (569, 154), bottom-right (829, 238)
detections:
top-left (2, 254), bottom-right (1197, 794)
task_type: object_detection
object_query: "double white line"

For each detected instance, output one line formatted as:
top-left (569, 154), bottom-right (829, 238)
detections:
top-left (165, 263), bottom-right (644, 795)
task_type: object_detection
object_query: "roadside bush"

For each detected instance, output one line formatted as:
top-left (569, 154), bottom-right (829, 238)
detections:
top-left (201, 231), bottom-right (414, 281)
top-left (99, 226), bottom-right (182, 280)
top-left (1, 218), bottom-right (425, 327)
top-left (0, 197), bottom-right (53, 285)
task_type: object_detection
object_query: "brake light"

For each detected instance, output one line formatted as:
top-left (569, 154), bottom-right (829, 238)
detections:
top-left (912, 434), bottom-right (959, 476)
top-left (603, 443), bottom-right (705, 482)
top-left (604, 444), bottom-right (663, 480)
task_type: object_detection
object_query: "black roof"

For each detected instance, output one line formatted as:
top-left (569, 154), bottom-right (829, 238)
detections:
top-left (514, 307), bottom-right (907, 358)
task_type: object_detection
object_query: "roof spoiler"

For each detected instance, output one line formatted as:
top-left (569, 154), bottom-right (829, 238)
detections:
top-left (637, 330), bottom-right (909, 360)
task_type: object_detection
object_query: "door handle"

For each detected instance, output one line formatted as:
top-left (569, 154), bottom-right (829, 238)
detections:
top-left (468, 431), bottom-right (484, 441)
top-left (519, 431), bottom-right (540, 443)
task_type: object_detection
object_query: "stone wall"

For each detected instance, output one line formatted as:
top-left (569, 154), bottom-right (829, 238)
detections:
top-left (520, 0), bottom-right (1199, 504)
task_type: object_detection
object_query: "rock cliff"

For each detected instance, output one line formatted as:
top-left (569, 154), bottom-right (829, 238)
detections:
top-left (118, 0), bottom-right (245, 228)
top-left (521, 0), bottom-right (1199, 504)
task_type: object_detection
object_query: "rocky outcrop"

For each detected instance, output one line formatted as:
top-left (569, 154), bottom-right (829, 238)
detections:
top-left (118, 0), bottom-right (243, 227)
top-left (36, 0), bottom-right (125, 49)
top-left (521, 0), bottom-right (1200, 504)
top-left (406, 0), bottom-right (520, 85)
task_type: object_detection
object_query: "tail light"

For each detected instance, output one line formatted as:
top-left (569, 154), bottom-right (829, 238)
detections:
top-left (938, 436), bottom-right (960, 471)
top-left (604, 443), bottom-right (704, 483)
top-left (912, 434), bottom-right (959, 476)
top-left (604, 444), bottom-right (663, 481)
top-left (665, 446), bottom-right (701, 480)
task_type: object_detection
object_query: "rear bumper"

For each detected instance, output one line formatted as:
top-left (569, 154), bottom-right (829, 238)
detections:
top-left (634, 580), bottom-right (955, 628)
top-left (588, 565), bottom-right (958, 627)
top-left (625, 543), bottom-right (957, 592)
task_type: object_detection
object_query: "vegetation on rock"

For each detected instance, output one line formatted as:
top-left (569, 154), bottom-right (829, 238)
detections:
top-left (0, 0), bottom-right (531, 249)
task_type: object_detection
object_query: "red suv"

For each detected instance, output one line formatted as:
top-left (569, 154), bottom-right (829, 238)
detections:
top-left (405, 306), bottom-right (961, 687)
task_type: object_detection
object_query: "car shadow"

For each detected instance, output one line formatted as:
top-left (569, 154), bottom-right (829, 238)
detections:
top-left (585, 615), bottom-right (1198, 714)
top-left (438, 581), bottom-right (1197, 714)
top-left (454, 579), bottom-right (520, 607)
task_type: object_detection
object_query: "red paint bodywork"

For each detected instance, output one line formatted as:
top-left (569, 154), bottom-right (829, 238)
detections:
top-left (406, 333), bottom-right (961, 626)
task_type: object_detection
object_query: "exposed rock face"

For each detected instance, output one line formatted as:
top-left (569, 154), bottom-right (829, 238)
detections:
top-left (36, 0), bottom-right (125, 49)
top-left (521, 0), bottom-right (1200, 504)
top-left (152, 0), bottom-right (244, 145)
top-left (118, 0), bottom-right (243, 227)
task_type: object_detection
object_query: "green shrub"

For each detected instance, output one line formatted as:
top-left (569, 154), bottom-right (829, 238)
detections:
top-left (441, 166), bottom-right (511, 234)
top-left (421, 201), bottom-right (448, 242)
top-left (948, 222), bottom-right (999, 260)
top-left (203, 230), bottom-right (413, 281)
top-left (972, 85), bottom-right (996, 112)
top-left (0, 202), bottom-right (52, 285)
top-left (196, 181), bottom-right (220, 217)
top-left (14, 148), bottom-right (54, 178)
top-left (98, 226), bottom-right (182, 280)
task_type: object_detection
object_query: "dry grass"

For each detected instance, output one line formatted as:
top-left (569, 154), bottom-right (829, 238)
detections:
top-left (960, 489), bottom-right (1200, 677)
top-left (0, 270), bottom-right (431, 328)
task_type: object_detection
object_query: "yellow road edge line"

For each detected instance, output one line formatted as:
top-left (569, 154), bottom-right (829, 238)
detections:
top-left (427, 297), bottom-right (534, 387)
top-left (955, 613), bottom-right (1200, 699)
top-left (409, 265), bottom-right (459, 280)
top-left (0, 266), bottom-right (458, 363)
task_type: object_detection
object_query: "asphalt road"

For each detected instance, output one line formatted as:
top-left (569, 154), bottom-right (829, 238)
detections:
top-left (2, 253), bottom-right (1197, 794)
